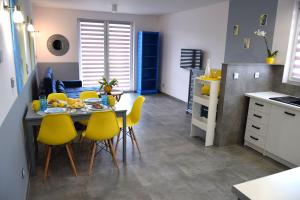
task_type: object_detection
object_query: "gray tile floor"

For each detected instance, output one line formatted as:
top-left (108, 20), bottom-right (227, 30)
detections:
top-left (29, 93), bottom-right (287, 200)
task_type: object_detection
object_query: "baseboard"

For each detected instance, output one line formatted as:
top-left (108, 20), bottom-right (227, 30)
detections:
top-left (160, 92), bottom-right (186, 104)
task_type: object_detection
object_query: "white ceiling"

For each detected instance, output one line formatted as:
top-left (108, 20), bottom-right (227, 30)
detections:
top-left (31, 0), bottom-right (228, 15)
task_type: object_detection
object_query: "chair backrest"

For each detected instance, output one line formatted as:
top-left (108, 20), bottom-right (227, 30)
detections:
top-left (80, 91), bottom-right (98, 100)
top-left (85, 111), bottom-right (119, 141)
top-left (37, 114), bottom-right (77, 145)
top-left (128, 96), bottom-right (145, 125)
top-left (47, 93), bottom-right (68, 101)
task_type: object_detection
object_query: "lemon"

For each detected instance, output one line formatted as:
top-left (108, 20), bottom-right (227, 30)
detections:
top-left (52, 102), bottom-right (58, 107)
top-left (32, 100), bottom-right (40, 112)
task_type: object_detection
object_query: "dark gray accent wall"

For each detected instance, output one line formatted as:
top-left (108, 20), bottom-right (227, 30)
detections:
top-left (224, 0), bottom-right (278, 63)
top-left (215, 63), bottom-right (284, 146)
top-left (37, 62), bottom-right (79, 82)
top-left (0, 71), bottom-right (38, 199)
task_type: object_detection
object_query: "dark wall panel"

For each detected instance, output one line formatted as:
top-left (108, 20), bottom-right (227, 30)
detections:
top-left (224, 0), bottom-right (278, 63)
top-left (0, 71), bottom-right (37, 199)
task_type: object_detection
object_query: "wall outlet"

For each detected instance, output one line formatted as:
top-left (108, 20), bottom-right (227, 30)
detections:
top-left (254, 72), bottom-right (260, 79)
top-left (21, 168), bottom-right (26, 179)
top-left (233, 73), bottom-right (239, 80)
top-left (10, 78), bottom-right (15, 88)
top-left (161, 83), bottom-right (165, 88)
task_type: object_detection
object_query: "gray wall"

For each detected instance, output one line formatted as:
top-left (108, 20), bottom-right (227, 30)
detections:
top-left (0, 72), bottom-right (38, 199)
top-left (224, 0), bottom-right (278, 63)
top-left (37, 62), bottom-right (79, 83)
top-left (215, 63), bottom-right (284, 146)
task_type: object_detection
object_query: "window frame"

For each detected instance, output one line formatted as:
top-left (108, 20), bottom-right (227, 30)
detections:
top-left (78, 18), bottom-right (134, 91)
top-left (284, 1), bottom-right (300, 85)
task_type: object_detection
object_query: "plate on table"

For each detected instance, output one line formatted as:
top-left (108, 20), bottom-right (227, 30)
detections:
top-left (86, 104), bottom-right (108, 111)
top-left (84, 98), bottom-right (101, 104)
top-left (44, 108), bottom-right (67, 114)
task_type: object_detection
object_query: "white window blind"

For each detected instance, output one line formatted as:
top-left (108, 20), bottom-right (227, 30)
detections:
top-left (79, 20), bottom-right (132, 90)
top-left (108, 22), bottom-right (131, 90)
top-left (288, 3), bottom-right (300, 81)
top-left (79, 21), bottom-right (105, 87)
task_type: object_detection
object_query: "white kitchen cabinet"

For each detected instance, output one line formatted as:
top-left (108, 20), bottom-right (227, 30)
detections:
top-left (267, 106), bottom-right (300, 166)
top-left (245, 92), bottom-right (300, 167)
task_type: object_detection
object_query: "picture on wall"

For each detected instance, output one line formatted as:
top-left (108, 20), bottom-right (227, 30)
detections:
top-left (233, 25), bottom-right (239, 36)
top-left (243, 38), bottom-right (251, 49)
top-left (259, 14), bottom-right (268, 26)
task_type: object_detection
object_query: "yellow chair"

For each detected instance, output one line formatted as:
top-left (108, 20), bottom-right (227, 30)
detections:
top-left (82, 111), bottom-right (120, 175)
top-left (37, 114), bottom-right (78, 181)
top-left (47, 93), bottom-right (68, 101)
top-left (115, 96), bottom-right (145, 154)
top-left (80, 91), bottom-right (99, 100)
top-left (79, 91), bottom-right (99, 126)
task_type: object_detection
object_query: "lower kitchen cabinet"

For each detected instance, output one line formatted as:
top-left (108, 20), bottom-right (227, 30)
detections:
top-left (245, 92), bottom-right (300, 167)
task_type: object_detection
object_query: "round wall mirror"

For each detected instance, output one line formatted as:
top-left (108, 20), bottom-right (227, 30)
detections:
top-left (47, 34), bottom-right (69, 56)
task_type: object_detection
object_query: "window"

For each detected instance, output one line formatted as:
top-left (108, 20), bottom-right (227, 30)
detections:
top-left (79, 20), bottom-right (132, 90)
top-left (286, 2), bottom-right (300, 82)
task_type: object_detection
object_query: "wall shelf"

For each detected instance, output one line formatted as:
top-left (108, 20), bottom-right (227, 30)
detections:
top-left (190, 77), bottom-right (220, 146)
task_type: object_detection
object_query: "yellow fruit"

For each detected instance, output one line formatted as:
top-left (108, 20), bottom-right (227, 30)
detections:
top-left (32, 100), bottom-right (40, 112)
top-left (52, 102), bottom-right (58, 107)
top-left (108, 95), bottom-right (116, 106)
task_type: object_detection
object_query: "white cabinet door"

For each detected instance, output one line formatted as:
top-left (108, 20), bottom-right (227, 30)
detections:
top-left (266, 105), bottom-right (300, 166)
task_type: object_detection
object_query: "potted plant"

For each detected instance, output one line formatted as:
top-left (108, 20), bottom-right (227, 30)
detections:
top-left (98, 77), bottom-right (118, 95)
top-left (254, 29), bottom-right (278, 64)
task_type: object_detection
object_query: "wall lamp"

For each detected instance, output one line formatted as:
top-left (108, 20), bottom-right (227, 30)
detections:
top-left (3, 1), bottom-right (24, 24)
top-left (26, 16), bottom-right (34, 32)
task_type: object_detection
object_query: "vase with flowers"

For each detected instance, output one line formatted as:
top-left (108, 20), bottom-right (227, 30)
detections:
top-left (254, 29), bottom-right (278, 64)
top-left (98, 77), bottom-right (118, 95)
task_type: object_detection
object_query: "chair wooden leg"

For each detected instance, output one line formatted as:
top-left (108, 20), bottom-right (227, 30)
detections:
top-left (66, 144), bottom-right (78, 177)
top-left (114, 131), bottom-right (121, 153)
top-left (108, 140), bottom-right (119, 171)
top-left (44, 145), bottom-right (52, 181)
top-left (88, 142), bottom-right (97, 175)
top-left (129, 127), bottom-right (141, 155)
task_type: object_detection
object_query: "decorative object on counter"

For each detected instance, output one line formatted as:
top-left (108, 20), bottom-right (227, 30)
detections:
top-left (98, 77), bottom-right (118, 95)
top-left (233, 25), bottom-right (239, 36)
top-left (243, 38), bottom-right (251, 49)
top-left (204, 59), bottom-right (211, 77)
top-left (254, 29), bottom-right (278, 64)
top-left (47, 34), bottom-right (69, 56)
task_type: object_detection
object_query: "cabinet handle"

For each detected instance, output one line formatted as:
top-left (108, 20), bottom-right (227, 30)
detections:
top-left (250, 136), bottom-right (259, 141)
top-left (284, 111), bottom-right (296, 117)
top-left (255, 102), bottom-right (264, 107)
top-left (253, 114), bottom-right (262, 119)
top-left (252, 125), bottom-right (261, 130)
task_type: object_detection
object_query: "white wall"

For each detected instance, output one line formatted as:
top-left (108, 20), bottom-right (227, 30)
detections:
top-left (33, 6), bottom-right (159, 88)
top-left (272, 0), bottom-right (296, 65)
top-left (33, 6), bottom-right (159, 62)
top-left (158, 1), bottom-right (229, 102)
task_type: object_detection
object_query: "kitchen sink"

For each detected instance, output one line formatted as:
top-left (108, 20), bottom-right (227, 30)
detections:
top-left (269, 96), bottom-right (300, 107)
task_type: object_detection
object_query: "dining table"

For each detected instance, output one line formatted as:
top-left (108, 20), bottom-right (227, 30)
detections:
top-left (24, 103), bottom-right (127, 176)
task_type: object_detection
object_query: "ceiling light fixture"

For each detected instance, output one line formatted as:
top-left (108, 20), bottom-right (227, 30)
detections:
top-left (3, 1), bottom-right (24, 24)
top-left (112, 4), bottom-right (118, 13)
